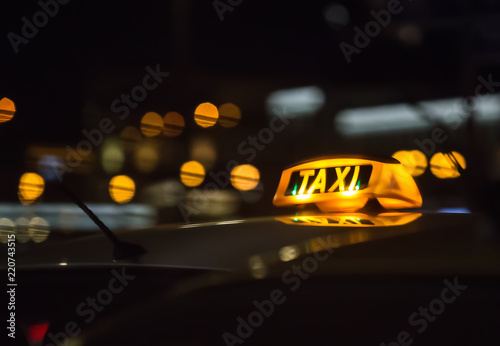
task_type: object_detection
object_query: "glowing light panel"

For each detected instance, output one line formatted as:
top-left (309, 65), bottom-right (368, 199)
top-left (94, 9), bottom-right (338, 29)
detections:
top-left (273, 157), bottom-right (422, 212)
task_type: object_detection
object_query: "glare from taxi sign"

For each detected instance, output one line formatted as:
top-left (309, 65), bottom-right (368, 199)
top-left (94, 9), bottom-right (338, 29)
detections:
top-left (273, 157), bottom-right (422, 212)
top-left (19, 173), bottom-right (45, 205)
top-left (194, 102), bottom-right (219, 128)
top-left (231, 164), bottom-right (260, 191)
top-left (0, 97), bottom-right (15, 123)
top-left (180, 161), bottom-right (206, 187)
top-left (276, 212), bottom-right (421, 227)
top-left (430, 152), bottom-right (466, 179)
top-left (109, 175), bottom-right (136, 204)
top-left (218, 103), bottom-right (241, 128)
top-left (140, 112), bottom-right (163, 137)
top-left (392, 150), bottom-right (427, 176)
top-left (163, 111), bottom-right (185, 136)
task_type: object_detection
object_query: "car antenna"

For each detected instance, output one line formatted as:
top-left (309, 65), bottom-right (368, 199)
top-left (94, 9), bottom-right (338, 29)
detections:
top-left (58, 181), bottom-right (147, 261)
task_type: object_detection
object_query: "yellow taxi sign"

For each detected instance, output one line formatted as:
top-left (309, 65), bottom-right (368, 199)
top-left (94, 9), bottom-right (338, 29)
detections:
top-left (273, 156), bottom-right (422, 212)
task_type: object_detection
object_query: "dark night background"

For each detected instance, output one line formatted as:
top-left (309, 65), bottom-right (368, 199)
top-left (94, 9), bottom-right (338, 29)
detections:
top-left (1, 0), bottom-right (500, 224)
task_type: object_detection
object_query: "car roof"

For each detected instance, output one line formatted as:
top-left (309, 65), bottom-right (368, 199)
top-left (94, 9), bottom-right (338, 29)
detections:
top-left (11, 211), bottom-right (500, 277)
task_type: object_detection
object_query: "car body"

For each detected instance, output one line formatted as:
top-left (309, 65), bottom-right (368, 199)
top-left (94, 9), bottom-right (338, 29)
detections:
top-left (4, 209), bottom-right (500, 345)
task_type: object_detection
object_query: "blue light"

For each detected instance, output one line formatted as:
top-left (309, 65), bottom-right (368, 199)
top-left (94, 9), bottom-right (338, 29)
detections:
top-left (437, 208), bottom-right (471, 214)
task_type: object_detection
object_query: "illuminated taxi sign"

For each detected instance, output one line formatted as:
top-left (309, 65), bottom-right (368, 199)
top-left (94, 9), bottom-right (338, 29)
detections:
top-left (285, 165), bottom-right (372, 196)
top-left (273, 157), bottom-right (422, 212)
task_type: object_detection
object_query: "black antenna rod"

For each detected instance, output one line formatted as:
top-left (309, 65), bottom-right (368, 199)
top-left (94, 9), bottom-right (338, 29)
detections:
top-left (59, 182), bottom-right (147, 261)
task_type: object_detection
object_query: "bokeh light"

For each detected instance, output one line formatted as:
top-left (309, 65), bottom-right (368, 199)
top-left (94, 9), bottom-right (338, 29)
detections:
top-left (140, 112), bottom-right (163, 137)
top-left (190, 137), bottom-right (217, 170)
top-left (101, 138), bottom-right (125, 174)
top-left (38, 155), bottom-right (65, 182)
top-left (163, 112), bottom-right (185, 136)
top-left (279, 245), bottom-right (300, 262)
top-left (134, 140), bottom-right (160, 173)
top-left (430, 151), bottom-right (467, 179)
top-left (109, 175), bottom-right (136, 204)
top-left (218, 103), bottom-right (241, 128)
top-left (180, 161), bottom-right (205, 187)
top-left (185, 189), bottom-right (239, 217)
top-left (0, 218), bottom-right (15, 244)
top-left (231, 164), bottom-right (260, 191)
top-left (19, 173), bottom-right (45, 205)
top-left (121, 126), bottom-right (142, 145)
top-left (324, 2), bottom-right (350, 27)
top-left (15, 217), bottom-right (31, 243)
top-left (29, 217), bottom-right (50, 243)
top-left (392, 150), bottom-right (428, 176)
top-left (142, 179), bottom-right (186, 207)
top-left (0, 97), bottom-right (15, 123)
top-left (194, 102), bottom-right (219, 128)
top-left (240, 181), bottom-right (264, 203)
top-left (248, 255), bottom-right (267, 279)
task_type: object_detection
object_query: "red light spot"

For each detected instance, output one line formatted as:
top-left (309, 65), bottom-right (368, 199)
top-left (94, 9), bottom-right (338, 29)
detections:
top-left (28, 322), bottom-right (49, 343)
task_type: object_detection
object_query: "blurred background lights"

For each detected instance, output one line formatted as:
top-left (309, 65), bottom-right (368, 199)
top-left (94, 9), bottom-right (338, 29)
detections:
top-left (140, 112), bottom-right (163, 137)
top-left (279, 245), bottom-right (301, 262)
top-left (218, 103), bottom-right (241, 128)
top-left (19, 173), bottom-right (45, 205)
top-left (38, 155), bottom-right (65, 182)
top-left (231, 164), bottom-right (260, 191)
top-left (324, 2), bottom-right (350, 28)
top-left (194, 102), bottom-right (219, 128)
top-left (337, 94), bottom-right (500, 137)
top-left (248, 255), bottom-right (267, 279)
top-left (163, 112), bottom-right (185, 136)
top-left (190, 137), bottom-right (217, 170)
top-left (101, 138), bottom-right (125, 174)
top-left (240, 181), bottom-right (264, 203)
top-left (29, 217), bottom-right (50, 243)
top-left (180, 160), bottom-right (205, 187)
top-left (0, 218), bottom-right (15, 243)
top-left (392, 150), bottom-right (428, 176)
top-left (15, 217), bottom-right (31, 243)
top-left (430, 152), bottom-right (467, 179)
top-left (134, 140), bottom-right (160, 173)
top-left (398, 24), bottom-right (423, 46)
top-left (109, 175), bottom-right (136, 204)
top-left (120, 126), bottom-right (142, 148)
top-left (336, 103), bottom-right (429, 136)
top-left (185, 189), bottom-right (239, 217)
top-left (266, 86), bottom-right (325, 118)
top-left (141, 179), bottom-right (185, 208)
top-left (0, 97), bottom-right (15, 123)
